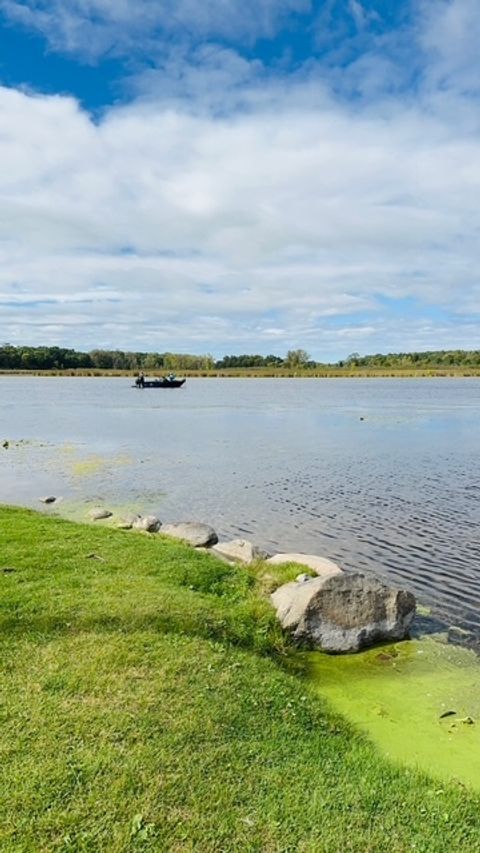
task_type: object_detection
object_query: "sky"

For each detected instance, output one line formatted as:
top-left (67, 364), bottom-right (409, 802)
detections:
top-left (0, 0), bottom-right (479, 360)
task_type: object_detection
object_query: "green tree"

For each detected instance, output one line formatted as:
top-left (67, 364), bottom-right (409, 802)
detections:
top-left (285, 349), bottom-right (310, 368)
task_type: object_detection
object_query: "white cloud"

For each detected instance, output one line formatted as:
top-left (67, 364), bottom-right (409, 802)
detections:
top-left (1, 72), bottom-right (480, 357)
top-left (419, 0), bottom-right (480, 95)
top-left (0, 0), bottom-right (310, 60)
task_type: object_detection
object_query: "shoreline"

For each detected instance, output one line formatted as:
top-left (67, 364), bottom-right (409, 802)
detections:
top-left (53, 499), bottom-right (480, 654)
top-left (9, 495), bottom-right (479, 653)
top-left (1, 368), bottom-right (480, 378)
top-left (2, 502), bottom-right (480, 822)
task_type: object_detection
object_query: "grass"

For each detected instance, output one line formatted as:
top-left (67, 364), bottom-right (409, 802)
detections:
top-left (1, 506), bottom-right (480, 852)
top-left (2, 368), bottom-right (480, 378)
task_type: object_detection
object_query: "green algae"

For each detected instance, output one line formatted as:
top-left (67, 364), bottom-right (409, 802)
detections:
top-left (307, 636), bottom-right (480, 789)
top-left (48, 443), bottom-right (133, 479)
top-left (68, 452), bottom-right (132, 478)
top-left (70, 455), bottom-right (108, 477)
top-left (50, 497), bottom-right (163, 525)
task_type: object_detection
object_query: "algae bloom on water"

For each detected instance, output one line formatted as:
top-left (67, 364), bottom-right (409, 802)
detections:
top-left (307, 636), bottom-right (480, 790)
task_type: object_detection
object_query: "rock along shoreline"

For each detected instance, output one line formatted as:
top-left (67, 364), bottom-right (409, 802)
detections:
top-left (40, 498), bottom-right (416, 656)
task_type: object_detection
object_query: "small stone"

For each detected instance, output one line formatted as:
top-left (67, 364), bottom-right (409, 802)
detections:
top-left (295, 573), bottom-right (312, 583)
top-left (39, 496), bottom-right (57, 504)
top-left (87, 508), bottom-right (113, 521)
top-left (448, 625), bottom-right (472, 642)
top-left (161, 521), bottom-right (218, 547)
top-left (133, 516), bottom-right (161, 533)
top-left (116, 513), bottom-right (141, 530)
top-left (266, 553), bottom-right (343, 578)
top-left (212, 539), bottom-right (270, 564)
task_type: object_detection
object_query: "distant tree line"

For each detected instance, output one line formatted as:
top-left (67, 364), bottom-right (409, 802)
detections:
top-left (0, 344), bottom-right (479, 371)
top-left (338, 350), bottom-right (480, 368)
top-left (0, 346), bottom-right (313, 371)
top-left (0, 345), bottom-right (215, 371)
top-left (214, 350), bottom-right (313, 368)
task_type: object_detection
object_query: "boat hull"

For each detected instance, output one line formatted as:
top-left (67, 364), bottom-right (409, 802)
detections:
top-left (134, 379), bottom-right (186, 388)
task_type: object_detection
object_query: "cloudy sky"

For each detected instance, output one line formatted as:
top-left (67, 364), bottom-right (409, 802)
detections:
top-left (0, 0), bottom-right (479, 359)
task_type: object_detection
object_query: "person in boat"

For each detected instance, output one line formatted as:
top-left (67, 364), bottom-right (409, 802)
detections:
top-left (166, 372), bottom-right (176, 382)
top-left (137, 371), bottom-right (145, 387)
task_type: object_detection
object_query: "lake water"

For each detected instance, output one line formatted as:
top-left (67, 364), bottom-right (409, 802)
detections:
top-left (1, 376), bottom-right (479, 637)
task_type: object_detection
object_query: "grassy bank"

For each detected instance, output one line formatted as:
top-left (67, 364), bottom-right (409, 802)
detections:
top-left (1, 507), bottom-right (480, 852)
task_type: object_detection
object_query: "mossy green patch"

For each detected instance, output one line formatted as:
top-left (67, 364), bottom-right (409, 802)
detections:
top-left (308, 637), bottom-right (480, 789)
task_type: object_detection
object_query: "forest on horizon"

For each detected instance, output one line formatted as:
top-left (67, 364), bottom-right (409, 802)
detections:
top-left (0, 344), bottom-right (479, 371)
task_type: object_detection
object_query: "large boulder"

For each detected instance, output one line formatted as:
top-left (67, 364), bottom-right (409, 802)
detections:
top-left (133, 515), bottom-right (161, 533)
top-left (212, 539), bottom-right (270, 564)
top-left (271, 572), bottom-right (416, 653)
top-left (266, 553), bottom-right (342, 578)
top-left (161, 522), bottom-right (218, 548)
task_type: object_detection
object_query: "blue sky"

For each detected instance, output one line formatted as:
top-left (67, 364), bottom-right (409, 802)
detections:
top-left (0, 0), bottom-right (479, 359)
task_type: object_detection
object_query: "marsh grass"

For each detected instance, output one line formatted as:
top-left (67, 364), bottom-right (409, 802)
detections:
top-left (1, 506), bottom-right (480, 852)
top-left (2, 367), bottom-right (480, 378)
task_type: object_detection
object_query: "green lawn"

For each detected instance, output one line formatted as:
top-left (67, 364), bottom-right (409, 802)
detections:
top-left (1, 506), bottom-right (480, 852)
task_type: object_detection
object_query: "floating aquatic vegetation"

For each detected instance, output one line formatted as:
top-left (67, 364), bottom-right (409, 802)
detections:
top-left (71, 455), bottom-right (108, 477)
top-left (307, 636), bottom-right (480, 789)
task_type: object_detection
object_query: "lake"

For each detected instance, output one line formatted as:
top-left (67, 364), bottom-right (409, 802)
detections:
top-left (1, 376), bottom-right (479, 637)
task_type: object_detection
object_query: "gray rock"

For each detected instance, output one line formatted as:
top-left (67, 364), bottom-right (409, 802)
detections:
top-left (266, 553), bottom-right (342, 578)
top-left (448, 625), bottom-right (472, 643)
top-left (295, 573), bottom-right (312, 583)
top-left (39, 496), bottom-right (57, 504)
top-left (161, 521), bottom-right (218, 547)
top-left (212, 539), bottom-right (269, 564)
top-left (87, 508), bottom-right (113, 521)
top-left (116, 513), bottom-right (142, 530)
top-left (271, 572), bottom-right (416, 653)
top-left (133, 515), bottom-right (161, 533)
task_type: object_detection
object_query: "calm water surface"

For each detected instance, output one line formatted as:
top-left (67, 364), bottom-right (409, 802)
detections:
top-left (1, 377), bottom-right (479, 635)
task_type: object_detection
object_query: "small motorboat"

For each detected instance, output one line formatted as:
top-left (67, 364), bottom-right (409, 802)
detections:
top-left (134, 375), bottom-right (186, 389)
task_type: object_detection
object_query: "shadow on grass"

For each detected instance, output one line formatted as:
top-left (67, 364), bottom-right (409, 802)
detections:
top-left (0, 597), bottom-right (289, 659)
